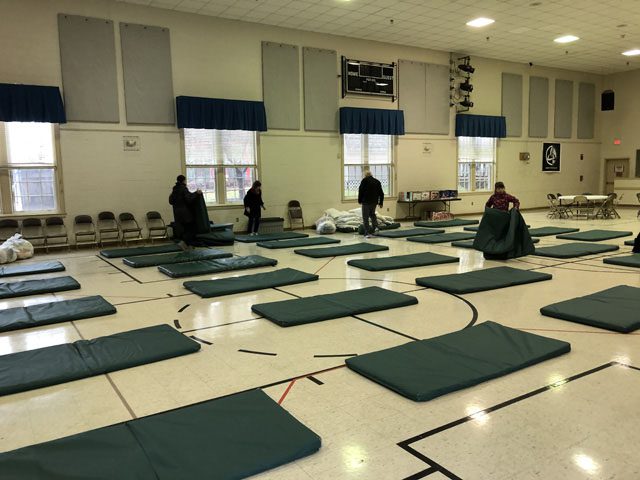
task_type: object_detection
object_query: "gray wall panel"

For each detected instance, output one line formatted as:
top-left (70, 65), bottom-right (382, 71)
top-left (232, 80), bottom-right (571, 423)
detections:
top-left (501, 73), bottom-right (523, 137)
top-left (577, 82), bottom-right (595, 139)
top-left (303, 47), bottom-right (338, 131)
top-left (529, 76), bottom-right (549, 138)
top-left (58, 14), bottom-right (119, 123)
top-left (425, 63), bottom-right (450, 135)
top-left (399, 60), bottom-right (427, 133)
top-left (262, 42), bottom-right (300, 130)
top-left (554, 79), bottom-right (573, 138)
top-left (120, 23), bottom-right (175, 125)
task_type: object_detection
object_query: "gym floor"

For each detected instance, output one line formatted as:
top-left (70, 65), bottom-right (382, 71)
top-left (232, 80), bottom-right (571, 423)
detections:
top-left (1, 208), bottom-right (639, 479)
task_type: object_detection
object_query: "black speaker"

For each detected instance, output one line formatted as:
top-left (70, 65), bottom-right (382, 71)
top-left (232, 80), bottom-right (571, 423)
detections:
top-left (601, 90), bottom-right (615, 111)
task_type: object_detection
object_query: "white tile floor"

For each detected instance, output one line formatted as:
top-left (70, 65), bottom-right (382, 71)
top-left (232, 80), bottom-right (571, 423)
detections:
top-left (1, 208), bottom-right (639, 479)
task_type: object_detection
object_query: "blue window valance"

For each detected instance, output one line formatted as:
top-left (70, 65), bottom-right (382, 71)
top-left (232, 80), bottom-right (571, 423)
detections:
top-left (0, 83), bottom-right (66, 124)
top-left (455, 114), bottom-right (506, 138)
top-left (339, 107), bottom-right (405, 135)
top-left (176, 96), bottom-right (267, 131)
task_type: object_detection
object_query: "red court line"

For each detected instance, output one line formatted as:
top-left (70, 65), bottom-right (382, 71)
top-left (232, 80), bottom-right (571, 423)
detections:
top-left (278, 379), bottom-right (297, 405)
top-left (314, 257), bottom-right (336, 275)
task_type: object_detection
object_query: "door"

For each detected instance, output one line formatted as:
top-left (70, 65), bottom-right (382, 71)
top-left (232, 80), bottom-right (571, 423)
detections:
top-left (604, 158), bottom-right (629, 194)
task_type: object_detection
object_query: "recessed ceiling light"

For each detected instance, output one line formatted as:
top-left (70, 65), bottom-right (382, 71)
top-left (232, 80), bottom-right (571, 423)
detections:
top-left (554, 35), bottom-right (579, 43)
top-left (622, 49), bottom-right (640, 56)
top-left (466, 17), bottom-right (495, 28)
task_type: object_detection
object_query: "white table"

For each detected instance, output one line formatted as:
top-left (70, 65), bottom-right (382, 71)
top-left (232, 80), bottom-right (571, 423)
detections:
top-left (558, 195), bottom-right (608, 204)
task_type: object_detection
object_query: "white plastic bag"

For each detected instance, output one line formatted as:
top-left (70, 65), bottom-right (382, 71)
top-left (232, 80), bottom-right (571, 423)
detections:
top-left (0, 247), bottom-right (17, 264)
top-left (315, 215), bottom-right (336, 235)
top-left (2, 234), bottom-right (34, 260)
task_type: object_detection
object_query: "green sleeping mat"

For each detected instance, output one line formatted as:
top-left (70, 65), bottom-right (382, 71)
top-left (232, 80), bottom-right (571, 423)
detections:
top-left (625, 239), bottom-right (634, 246)
top-left (0, 276), bottom-right (80, 300)
top-left (540, 285), bottom-right (640, 333)
top-left (0, 388), bottom-right (321, 479)
top-left (235, 232), bottom-right (309, 243)
top-left (556, 229), bottom-right (633, 242)
top-left (603, 254), bottom-right (640, 268)
top-left (472, 208), bottom-right (534, 260)
top-left (100, 243), bottom-right (181, 258)
top-left (527, 226), bottom-right (579, 237)
top-left (414, 218), bottom-right (479, 228)
top-left (453, 238), bottom-right (539, 249)
top-left (346, 321), bottom-right (570, 401)
top-left (0, 296), bottom-right (116, 333)
top-left (294, 242), bottom-right (389, 258)
top-left (356, 222), bottom-right (401, 234)
top-left (464, 225), bottom-right (530, 232)
top-left (375, 228), bottom-right (445, 238)
top-left (122, 248), bottom-right (232, 268)
top-left (407, 232), bottom-right (476, 244)
top-left (158, 255), bottom-right (277, 278)
top-left (416, 266), bottom-right (552, 294)
top-left (534, 243), bottom-right (619, 258)
top-left (195, 230), bottom-right (235, 246)
top-left (347, 252), bottom-right (459, 271)
top-left (0, 261), bottom-right (65, 278)
top-left (252, 286), bottom-right (418, 327)
top-left (0, 324), bottom-right (200, 397)
top-left (257, 237), bottom-right (340, 249)
top-left (184, 268), bottom-right (319, 298)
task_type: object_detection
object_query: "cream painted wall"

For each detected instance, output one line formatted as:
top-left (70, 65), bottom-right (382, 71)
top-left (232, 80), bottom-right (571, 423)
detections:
top-left (0, 0), bottom-right (604, 233)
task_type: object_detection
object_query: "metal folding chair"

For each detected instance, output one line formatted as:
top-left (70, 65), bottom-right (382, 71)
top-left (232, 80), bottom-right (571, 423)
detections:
top-left (21, 218), bottom-right (46, 250)
top-left (74, 215), bottom-right (97, 248)
top-left (97, 211), bottom-right (120, 246)
top-left (45, 217), bottom-right (70, 252)
top-left (118, 213), bottom-right (143, 244)
top-left (0, 219), bottom-right (20, 242)
top-left (146, 211), bottom-right (168, 242)
top-left (287, 200), bottom-right (305, 230)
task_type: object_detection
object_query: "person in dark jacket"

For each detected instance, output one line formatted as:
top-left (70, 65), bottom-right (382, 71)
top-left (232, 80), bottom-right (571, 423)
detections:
top-left (358, 170), bottom-right (384, 238)
top-left (169, 175), bottom-right (201, 250)
top-left (486, 181), bottom-right (520, 211)
top-left (243, 181), bottom-right (265, 235)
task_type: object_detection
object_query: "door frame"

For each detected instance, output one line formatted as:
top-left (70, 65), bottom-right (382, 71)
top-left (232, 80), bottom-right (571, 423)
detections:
top-left (603, 157), bottom-right (630, 194)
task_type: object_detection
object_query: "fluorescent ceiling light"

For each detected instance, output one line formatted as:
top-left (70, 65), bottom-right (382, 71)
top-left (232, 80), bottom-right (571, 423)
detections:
top-left (466, 17), bottom-right (495, 27)
top-left (622, 49), bottom-right (640, 56)
top-left (554, 35), bottom-right (579, 43)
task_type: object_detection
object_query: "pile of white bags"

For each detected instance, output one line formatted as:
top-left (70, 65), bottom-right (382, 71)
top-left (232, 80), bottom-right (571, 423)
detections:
top-left (0, 234), bottom-right (34, 264)
top-left (315, 214), bottom-right (336, 234)
top-left (316, 208), bottom-right (395, 234)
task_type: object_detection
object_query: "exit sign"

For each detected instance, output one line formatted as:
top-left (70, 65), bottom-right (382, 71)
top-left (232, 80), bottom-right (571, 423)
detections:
top-left (614, 138), bottom-right (621, 145)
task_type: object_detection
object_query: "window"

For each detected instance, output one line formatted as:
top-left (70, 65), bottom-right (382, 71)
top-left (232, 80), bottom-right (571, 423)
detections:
top-left (457, 137), bottom-right (497, 192)
top-left (342, 134), bottom-right (394, 199)
top-left (0, 122), bottom-right (61, 214)
top-left (183, 129), bottom-right (258, 205)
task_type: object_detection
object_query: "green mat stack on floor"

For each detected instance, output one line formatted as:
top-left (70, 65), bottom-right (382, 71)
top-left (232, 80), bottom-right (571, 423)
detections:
top-left (122, 248), bottom-right (231, 268)
top-left (472, 208), bottom-right (535, 260)
top-left (158, 255), bottom-right (278, 278)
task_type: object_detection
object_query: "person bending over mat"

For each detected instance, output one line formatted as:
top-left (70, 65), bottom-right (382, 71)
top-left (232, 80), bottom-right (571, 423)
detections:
top-left (486, 181), bottom-right (520, 211)
top-left (169, 175), bottom-right (202, 250)
top-left (358, 170), bottom-right (385, 238)
top-left (244, 181), bottom-right (266, 235)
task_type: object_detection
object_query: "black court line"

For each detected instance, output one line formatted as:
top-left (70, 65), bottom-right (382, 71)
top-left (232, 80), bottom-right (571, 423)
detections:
top-left (173, 319), bottom-right (182, 329)
top-left (96, 255), bottom-right (143, 284)
top-left (181, 317), bottom-right (260, 334)
top-left (403, 466), bottom-right (439, 480)
top-left (273, 286), bottom-right (302, 298)
top-left (238, 349), bottom-right (277, 356)
top-left (352, 314), bottom-right (420, 341)
top-left (314, 353), bottom-right (357, 358)
top-left (178, 304), bottom-right (190, 313)
top-left (307, 376), bottom-right (323, 385)
top-left (189, 335), bottom-right (212, 346)
top-left (167, 293), bottom-right (174, 297)
top-left (112, 297), bottom-right (171, 306)
top-left (398, 362), bottom-right (627, 479)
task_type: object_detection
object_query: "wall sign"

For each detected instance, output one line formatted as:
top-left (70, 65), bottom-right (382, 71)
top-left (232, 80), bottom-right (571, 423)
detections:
top-left (542, 143), bottom-right (560, 172)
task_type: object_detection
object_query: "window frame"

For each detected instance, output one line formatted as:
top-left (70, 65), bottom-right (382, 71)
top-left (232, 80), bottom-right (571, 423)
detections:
top-left (0, 122), bottom-right (65, 216)
top-left (456, 136), bottom-right (498, 194)
top-left (180, 128), bottom-right (261, 208)
top-left (341, 133), bottom-right (397, 202)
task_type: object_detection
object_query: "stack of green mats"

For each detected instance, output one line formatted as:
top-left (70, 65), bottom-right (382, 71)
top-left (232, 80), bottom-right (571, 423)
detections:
top-left (452, 238), bottom-right (539, 249)
top-left (414, 218), bottom-right (479, 228)
top-left (540, 285), bottom-right (640, 333)
top-left (624, 239), bottom-right (635, 246)
top-left (0, 276), bottom-right (81, 299)
top-left (158, 255), bottom-right (277, 278)
top-left (356, 222), bottom-right (401, 234)
top-left (603, 254), bottom-right (640, 268)
top-left (556, 229), bottom-right (633, 242)
top-left (0, 296), bottom-right (116, 333)
top-left (235, 232), bottom-right (309, 243)
top-left (534, 243), bottom-right (619, 258)
top-left (346, 321), bottom-right (570, 401)
top-left (100, 243), bottom-right (181, 258)
top-left (294, 242), bottom-right (388, 258)
top-left (257, 237), bottom-right (340, 249)
top-left (184, 268), bottom-right (319, 298)
top-left (196, 230), bottom-right (235, 246)
top-left (0, 324), bottom-right (200, 396)
top-left (407, 232), bottom-right (475, 244)
top-left (472, 208), bottom-right (535, 260)
top-left (527, 226), bottom-right (579, 237)
top-left (252, 286), bottom-right (418, 326)
top-left (122, 248), bottom-right (232, 268)
top-left (375, 228), bottom-right (444, 238)
top-left (0, 389), bottom-right (321, 479)
top-left (416, 266), bottom-right (552, 294)
top-left (464, 225), bottom-right (530, 232)
top-left (0, 261), bottom-right (65, 278)
top-left (347, 252), bottom-right (459, 271)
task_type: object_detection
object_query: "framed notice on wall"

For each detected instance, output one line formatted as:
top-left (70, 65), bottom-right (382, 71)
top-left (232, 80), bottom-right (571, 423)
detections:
top-left (542, 143), bottom-right (561, 172)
